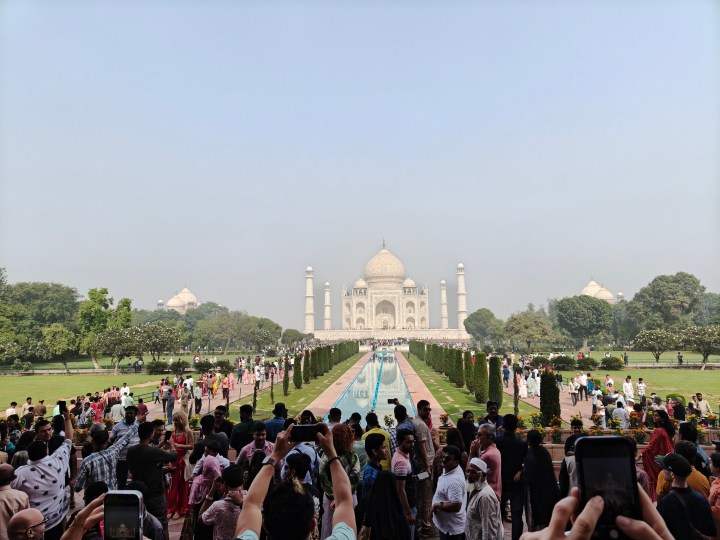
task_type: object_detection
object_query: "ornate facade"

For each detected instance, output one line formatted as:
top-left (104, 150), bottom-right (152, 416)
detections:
top-left (306, 247), bottom-right (471, 341)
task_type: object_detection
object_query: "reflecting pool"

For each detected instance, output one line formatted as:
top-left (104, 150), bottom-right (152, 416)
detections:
top-left (328, 351), bottom-right (416, 420)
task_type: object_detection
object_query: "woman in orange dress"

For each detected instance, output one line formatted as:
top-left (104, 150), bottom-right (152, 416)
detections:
top-left (640, 409), bottom-right (675, 498)
top-left (166, 410), bottom-right (195, 519)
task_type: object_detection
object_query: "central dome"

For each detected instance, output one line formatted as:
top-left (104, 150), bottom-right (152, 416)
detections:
top-left (364, 249), bottom-right (405, 282)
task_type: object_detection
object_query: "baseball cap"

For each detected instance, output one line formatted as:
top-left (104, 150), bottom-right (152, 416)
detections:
top-left (654, 453), bottom-right (691, 477)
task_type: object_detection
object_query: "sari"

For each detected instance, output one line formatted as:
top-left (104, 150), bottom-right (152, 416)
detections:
top-left (641, 427), bottom-right (673, 498)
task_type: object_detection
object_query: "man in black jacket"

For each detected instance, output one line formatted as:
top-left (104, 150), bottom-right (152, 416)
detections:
top-left (495, 414), bottom-right (527, 540)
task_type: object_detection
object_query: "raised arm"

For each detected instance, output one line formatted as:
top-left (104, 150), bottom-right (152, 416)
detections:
top-left (317, 423), bottom-right (356, 535)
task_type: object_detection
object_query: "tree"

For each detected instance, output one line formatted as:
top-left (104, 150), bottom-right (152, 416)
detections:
top-left (41, 323), bottom-right (77, 370)
top-left (137, 322), bottom-right (182, 361)
top-left (77, 288), bottom-right (131, 369)
top-left (463, 351), bottom-right (474, 393)
top-left (303, 351), bottom-right (311, 384)
top-left (633, 329), bottom-right (678, 363)
top-left (504, 311), bottom-right (554, 353)
top-left (693, 293), bottom-right (720, 327)
top-left (540, 371), bottom-right (561, 426)
top-left (281, 328), bottom-right (305, 345)
top-left (5, 282), bottom-right (80, 332)
top-left (473, 352), bottom-right (488, 404)
top-left (681, 325), bottom-right (720, 364)
top-left (131, 308), bottom-right (182, 326)
top-left (0, 303), bottom-right (33, 364)
top-left (464, 308), bottom-right (502, 343)
top-left (294, 353), bottom-right (303, 389)
top-left (96, 327), bottom-right (140, 374)
top-left (627, 272), bottom-right (705, 331)
top-left (556, 295), bottom-right (612, 353)
top-left (488, 356), bottom-right (503, 407)
top-left (283, 357), bottom-right (290, 396)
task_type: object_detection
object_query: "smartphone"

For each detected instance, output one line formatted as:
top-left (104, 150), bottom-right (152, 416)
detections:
top-left (290, 424), bottom-right (320, 442)
top-left (164, 430), bottom-right (172, 442)
top-left (575, 436), bottom-right (641, 539)
top-left (104, 490), bottom-right (143, 540)
top-left (387, 398), bottom-right (397, 404)
top-left (416, 471), bottom-right (430, 481)
top-left (58, 401), bottom-right (67, 414)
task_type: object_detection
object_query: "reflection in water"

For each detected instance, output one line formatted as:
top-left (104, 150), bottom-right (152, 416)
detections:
top-left (331, 354), bottom-right (415, 420)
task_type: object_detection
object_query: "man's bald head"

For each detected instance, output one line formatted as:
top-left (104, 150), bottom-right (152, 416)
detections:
top-left (7, 508), bottom-right (45, 540)
top-left (0, 463), bottom-right (16, 486)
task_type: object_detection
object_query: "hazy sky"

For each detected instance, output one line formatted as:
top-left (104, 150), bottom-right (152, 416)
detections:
top-left (1, 1), bottom-right (719, 331)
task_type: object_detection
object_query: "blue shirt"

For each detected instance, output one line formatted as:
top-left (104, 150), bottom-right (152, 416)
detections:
top-left (361, 462), bottom-right (382, 501)
top-left (264, 417), bottom-right (285, 443)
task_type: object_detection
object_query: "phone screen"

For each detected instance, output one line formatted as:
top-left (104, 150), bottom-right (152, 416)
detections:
top-left (576, 437), bottom-right (640, 539)
top-left (164, 430), bottom-right (172, 442)
top-left (58, 401), bottom-right (67, 413)
top-left (290, 424), bottom-right (319, 442)
top-left (104, 490), bottom-right (143, 540)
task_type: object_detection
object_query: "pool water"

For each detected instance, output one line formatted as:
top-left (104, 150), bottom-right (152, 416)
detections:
top-left (329, 351), bottom-right (416, 421)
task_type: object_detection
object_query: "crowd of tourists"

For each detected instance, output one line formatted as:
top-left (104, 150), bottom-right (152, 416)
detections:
top-left (2, 381), bottom-right (720, 539)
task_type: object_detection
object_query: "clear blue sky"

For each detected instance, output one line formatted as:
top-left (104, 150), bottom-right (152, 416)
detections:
top-left (1, 1), bottom-right (718, 330)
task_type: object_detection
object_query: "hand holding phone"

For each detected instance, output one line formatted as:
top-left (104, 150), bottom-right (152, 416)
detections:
top-left (164, 430), bottom-right (172, 442)
top-left (290, 424), bottom-right (320, 443)
top-left (105, 490), bottom-right (143, 540)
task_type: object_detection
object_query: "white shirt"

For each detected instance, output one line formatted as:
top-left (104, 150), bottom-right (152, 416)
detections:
top-left (605, 378), bottom-right (614, 387)
top-left (578, 374), bottom-right (587, 386)
top-left (636, 382), bottom-right (646, 396)
top-left (12, 439), bottom-right (72, 529)
top-left (4, 407), bottom-right (16, 417)
top-left (110, 403), bottom-right (125, 423)
top-left (184, 377), bottom-right (194, 388)
top-left (432, 464), bottom-right (467, 535)
top-left (120, 386), bottom-right (130, 397)
top-left (622, 382), bottom-right (634, 397)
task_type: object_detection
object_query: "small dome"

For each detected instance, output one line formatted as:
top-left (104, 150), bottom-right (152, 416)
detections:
top-left (166, 295), bottom-right (185, 308)
top-left (364, 249), bottom-right (405, 282)
top-left (457, 262), bottom-right (464, 269)
top-left (176, 287), bottom-right (199, 306)
top-left (157, 299), bottom-right (164, 304)
top-left (581, 280), bottom-right (602, 297)
top-left (403, 277), bottom-right (416, 288)
top-left (325, 281), bottom-right (330, 288)
top-left (306, 266), bottom-right (313, 272)
top-left (594, 288), bottom-right (614, 302)
top-left (354, 278), bottom-right (367, 288)
top-left (440, 280), bottom-right (446, 286)
top-left (617, 291), bottom-right (625, 298)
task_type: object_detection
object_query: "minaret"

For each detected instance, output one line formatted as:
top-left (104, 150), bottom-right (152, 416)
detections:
top-left (440, 280), bottom-right (448, 329)
top-left (305, 266), bottom-right (315, 333)
top-left (323, 282), bottom-right (332, 330)
top-left (457, 262), bottom-right (467, 330)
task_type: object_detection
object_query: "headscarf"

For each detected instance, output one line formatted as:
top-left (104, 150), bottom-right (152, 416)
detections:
top-left (188, 454), bottom-right (221, 505)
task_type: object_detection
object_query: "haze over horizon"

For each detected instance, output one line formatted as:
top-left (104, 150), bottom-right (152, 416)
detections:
top-left (1, 1), bottom-right (719, 332)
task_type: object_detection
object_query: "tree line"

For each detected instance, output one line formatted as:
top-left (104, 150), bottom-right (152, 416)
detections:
top-left (463, 271), bottom-right (720, 362)
top-left (0, 268), bottom-right (308, 370)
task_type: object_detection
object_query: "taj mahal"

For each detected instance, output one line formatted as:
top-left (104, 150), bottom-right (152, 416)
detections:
top-left (306, 247), bottom-right (471, 342)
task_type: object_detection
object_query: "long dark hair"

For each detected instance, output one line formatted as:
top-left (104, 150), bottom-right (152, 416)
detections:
top-left (365, 471), bottom-right (410, 540)
top-left (456, 418), bottom-right (475, 455)
top-left (655, 410), bottom-right (675, 438)
top-left (444, 427), bottom-right (465, 453)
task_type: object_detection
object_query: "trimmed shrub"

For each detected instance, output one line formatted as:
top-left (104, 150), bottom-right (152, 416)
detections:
top-left (146, 360), bottom-right (169, 374)
top-left (540, 371), bottom-right (561, 426)
top-left (195, 360), bottom-right (213, 372)
top-left (529, 356), bottom-right (547, 369)
top-left (464, 351), bottom-right (474, 393)
top-left (488, 356), bottom-right (503, 407)
top-left (481, 345), bottom-right (494, 355)
top-left (600, 356), bottom-right (623, 371)
top-left (303, 352), bottom-right (311, 384)
top-left (454, 349), bottom-right (464, 388)
top-left (474, 352), bottom-right (489, 404)
top-left (283, 358), bottom-right (290, 396)
top-left (551, 355), bottom-right (576, 371)
top-left (293, 354), bottom-right (302, 389)
top-left (577, 357), bottom-right (599, 371)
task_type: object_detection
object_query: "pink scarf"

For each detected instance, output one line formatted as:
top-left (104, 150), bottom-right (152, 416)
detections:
top-left (188, 455), bottom-right (221, 505)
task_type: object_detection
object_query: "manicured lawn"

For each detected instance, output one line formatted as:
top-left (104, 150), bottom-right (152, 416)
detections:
top-left (405, 353), bottom-right (540, 421)
top-left (229, 353), bottom-right (365, 421)
top-left (559, 350), bottom-right (717, 366)
top-left (0, 374), bottom-right (163, 410)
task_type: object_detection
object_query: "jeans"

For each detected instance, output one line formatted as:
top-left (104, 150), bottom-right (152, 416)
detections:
top-left (415, 475), bottom-right (433, 532)
top-left (502, 488), bottom-right (525, 540)
top-left (194, 397), bottom-right (202, 414)
top-left (408, 506), bottom-right (417, 540)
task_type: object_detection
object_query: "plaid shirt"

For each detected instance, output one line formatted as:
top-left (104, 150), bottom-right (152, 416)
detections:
top-left (74, 422), bottom-right (139, 492)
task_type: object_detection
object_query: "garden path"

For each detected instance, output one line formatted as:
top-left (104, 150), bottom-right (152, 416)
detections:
top-left (503, 377), bottom-right (595, 427)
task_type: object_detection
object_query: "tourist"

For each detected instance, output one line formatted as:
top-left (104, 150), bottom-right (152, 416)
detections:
top-left (351, 424), bottom-right (368, 476)
top-left (161, 380), bottom-right (171, 414)
top-left (650, 395), bottom-right (667, 412)
top-left (656, 440), bottom-right (710, 501)
top-left (696, 393), bottom-right (713, 420)
top-left (362, 412), bottom-right (392, 470)
top-left (433, 428), bottom-right (467, 485)
top-left (577, 371), bottom-right (588, 401)
top-left (502, 365), bottom-right (510, 387)
top-left (636, 377), bottom-right (647, 401)
top-left (213, 405), bottom-right (233, 439)
top-left (604, 374), bottom-right (614, 388)
top-left (641, 410), bottom-right (675, 494)
top-left (364, 470), bottom-right (410, 540)
top-left (495, 414), bottom-right (527, 540)
top-left (412, 400), bottom-right (435, 535)
top-left (33, 400), bottom-right (46, 418)
top-left (558, 441), bottom-right (579, 497)
top-left (283, 451), bottom-right (321, 534)
top-left (231, 404), bottom-right (255, 455)
top-left (237, 420), bottom-right (275, 465)
top-left (6, 508), bottom-right (47, 540)
top-left (392, 429), bottom-right (416, 539)
top-left (522, 429), bottom-right (559, 532)
top-left (0, 464), bottom-right (29, 539)
top-left (166, 391), bottom-right (175, 426)
top-left (678, 422), bottom-right (711, 475)
top-left (199, 464), bottom-right (244, 540)
top-left (166, 411), bottom-right (195, 520)
top-left (479, 400), bottom-right (503, 430)
top-left (235, 423), bottom-right (356, 540)
top-left (470, 423), bottom-right (501, 500)
top-left (109, 399), bottom-right (124, 423)
top-left (264, 403), bottom-right (288, 443)
top-left (612, 402), bottom-right (630, 429)
top-left (74, 420), bottom-right (139, 492)
top-left (656, 453), bottom-right (716, 538)
top-left (193, 384), bottom-right (203, 414)
top-left (568, 377), bottom-right (579, 406)
top-left (189, 415), bottom-right (229, 464)
top-left (109, 404), bottom-right (140, 489)
top-left (320, 423), bottom-right (359, 539)
top-left (189, 450), bottom-right (222, 540)
top-left (518, 371), bottom-right (528, 398)
top-left (12, 411), bottom-right (73, 540)
top-left (126, 422), bottom-right (178, 538)
top-left (563, 419), bottom-right (584, 456)
top-left (527, 374), bottom-right (538, 398)
top-left (360, 433), bottom-right (386, 504)
top-left (430, 444), bottom-right (466, 540)
top-left (464, 457), bottom-right (503, 540)
top-left (708, 452), bottom-right (720, 523)
top-left (327, 407), bottom-right (342, 429)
